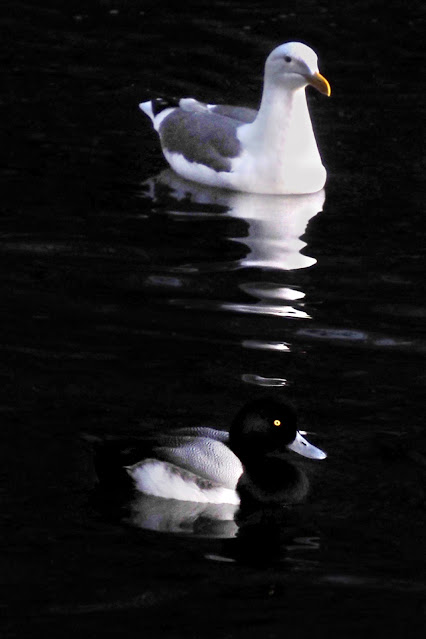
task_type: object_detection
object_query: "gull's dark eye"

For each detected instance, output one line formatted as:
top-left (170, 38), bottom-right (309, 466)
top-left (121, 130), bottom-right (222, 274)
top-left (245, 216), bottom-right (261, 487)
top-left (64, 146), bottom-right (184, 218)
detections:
top-left (284, 56), bottom-right (292, 63)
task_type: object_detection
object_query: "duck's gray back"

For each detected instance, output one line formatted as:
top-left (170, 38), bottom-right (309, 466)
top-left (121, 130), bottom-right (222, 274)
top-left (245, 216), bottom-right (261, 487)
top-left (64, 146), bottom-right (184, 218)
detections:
top-left (154, 436), bottom-right (243, 490)
top-left (165, 427), bottom-right (229, 442)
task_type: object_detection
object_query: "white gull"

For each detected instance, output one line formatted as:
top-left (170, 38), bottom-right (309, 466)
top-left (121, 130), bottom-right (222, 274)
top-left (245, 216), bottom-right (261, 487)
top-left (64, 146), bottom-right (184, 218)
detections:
top-left (140, 42), bottom-right (331, 195)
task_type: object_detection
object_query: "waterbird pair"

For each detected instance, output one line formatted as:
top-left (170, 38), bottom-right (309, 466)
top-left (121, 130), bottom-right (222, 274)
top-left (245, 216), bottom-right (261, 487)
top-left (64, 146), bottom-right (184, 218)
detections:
top-left (108, 42), bottom-right (330, 504)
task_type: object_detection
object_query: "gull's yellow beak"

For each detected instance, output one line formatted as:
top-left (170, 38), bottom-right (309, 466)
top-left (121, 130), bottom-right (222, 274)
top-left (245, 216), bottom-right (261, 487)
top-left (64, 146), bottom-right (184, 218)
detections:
top-left (307, 72), bottom-right (331, 96)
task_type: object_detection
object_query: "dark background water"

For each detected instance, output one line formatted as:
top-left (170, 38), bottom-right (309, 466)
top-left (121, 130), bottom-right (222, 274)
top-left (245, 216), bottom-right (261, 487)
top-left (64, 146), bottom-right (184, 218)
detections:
top-left (2, 1), bottom-right (425, 637)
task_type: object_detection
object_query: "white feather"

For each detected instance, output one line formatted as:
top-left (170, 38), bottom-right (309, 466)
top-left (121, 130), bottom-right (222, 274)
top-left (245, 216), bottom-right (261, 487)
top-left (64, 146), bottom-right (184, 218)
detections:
top-left (127, 459), bottom-right (240, 505)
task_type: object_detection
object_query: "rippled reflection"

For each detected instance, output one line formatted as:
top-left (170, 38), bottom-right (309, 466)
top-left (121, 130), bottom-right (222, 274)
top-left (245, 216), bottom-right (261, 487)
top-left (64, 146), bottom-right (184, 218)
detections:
top-left (143, 170), bottom-right (324, 321)
top-left (125, 493), bottom-right (239, 538)
top-left (123, 462), bottom-right (313, 555)
top-left (124, 490), bottom-right (322, 566)
top-left (144, 169), bottom-right (324, 271)
top-left (242, 340), bottom-right (291, 351)
top-left (241, 374), bottom-right (288, 387)
top-left (227, 189), bottom-right (324, 273)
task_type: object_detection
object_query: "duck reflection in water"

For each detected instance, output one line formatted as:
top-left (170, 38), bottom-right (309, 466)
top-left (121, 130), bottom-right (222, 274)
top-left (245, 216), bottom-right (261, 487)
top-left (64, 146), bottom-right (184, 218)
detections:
top-left (90, 399), bottom-right (326, 558)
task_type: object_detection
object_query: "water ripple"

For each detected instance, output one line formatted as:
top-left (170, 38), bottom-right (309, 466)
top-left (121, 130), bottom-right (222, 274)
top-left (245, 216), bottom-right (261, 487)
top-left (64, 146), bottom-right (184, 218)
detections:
top-left (296, 327), bottom-right (426, 353)
top-left (241, 374), bottom-right (288, 387)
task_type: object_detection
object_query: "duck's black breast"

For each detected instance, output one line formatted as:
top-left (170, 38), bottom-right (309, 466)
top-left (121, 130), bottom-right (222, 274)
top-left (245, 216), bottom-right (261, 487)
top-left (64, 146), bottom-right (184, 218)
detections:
top-left (237, 457), bottom-right (310, 506)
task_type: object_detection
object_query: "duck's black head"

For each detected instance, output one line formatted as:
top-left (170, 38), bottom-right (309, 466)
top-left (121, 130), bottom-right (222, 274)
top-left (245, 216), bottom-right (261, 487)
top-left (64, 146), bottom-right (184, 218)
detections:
top-left (229, 398), bottom-right (297, 462)
top-left (229, 398), bottom-right (326, 466)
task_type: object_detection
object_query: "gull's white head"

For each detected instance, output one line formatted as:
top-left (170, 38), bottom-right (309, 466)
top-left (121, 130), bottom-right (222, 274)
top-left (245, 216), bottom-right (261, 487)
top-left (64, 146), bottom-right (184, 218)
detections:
top-left (265, 42), bottom-right (331, 96)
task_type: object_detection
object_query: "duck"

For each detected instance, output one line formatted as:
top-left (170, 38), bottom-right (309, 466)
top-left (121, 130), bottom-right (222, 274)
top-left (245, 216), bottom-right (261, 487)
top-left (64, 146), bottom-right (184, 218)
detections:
top-left (139, 42), bottom-right (331, 195)
top-left (91, 398), bottom-right (326, 507)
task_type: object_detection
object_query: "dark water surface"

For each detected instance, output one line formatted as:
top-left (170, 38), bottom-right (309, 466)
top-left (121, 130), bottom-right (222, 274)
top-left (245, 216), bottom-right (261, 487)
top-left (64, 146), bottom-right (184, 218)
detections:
top-left (2, 1), bottom-right (425, 637)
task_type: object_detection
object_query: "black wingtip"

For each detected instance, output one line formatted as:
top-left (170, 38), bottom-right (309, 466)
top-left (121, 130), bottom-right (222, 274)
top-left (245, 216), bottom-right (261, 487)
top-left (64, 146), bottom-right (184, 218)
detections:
top-left (152, 97), bottom-right (180, 116)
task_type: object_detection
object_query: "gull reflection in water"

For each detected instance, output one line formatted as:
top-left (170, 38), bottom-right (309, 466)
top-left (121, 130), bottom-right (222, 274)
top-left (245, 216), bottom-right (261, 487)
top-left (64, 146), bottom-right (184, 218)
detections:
top-left (143, 170), bottom-right (325, 320)
top-left (228, 187), bottom-right (324, 273)
top-left (143, 168), bottom-right (324, 271)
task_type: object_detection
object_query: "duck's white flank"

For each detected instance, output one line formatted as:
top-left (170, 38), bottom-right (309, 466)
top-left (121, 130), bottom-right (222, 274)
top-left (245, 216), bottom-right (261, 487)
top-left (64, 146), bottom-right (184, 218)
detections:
top-left (127, 459), bottom-right (241, 505)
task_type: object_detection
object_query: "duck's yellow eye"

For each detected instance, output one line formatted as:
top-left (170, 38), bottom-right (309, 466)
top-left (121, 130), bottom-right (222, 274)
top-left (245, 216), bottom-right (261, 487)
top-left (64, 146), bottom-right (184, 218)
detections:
top-left (273, 419), bottom-right (281, 427)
